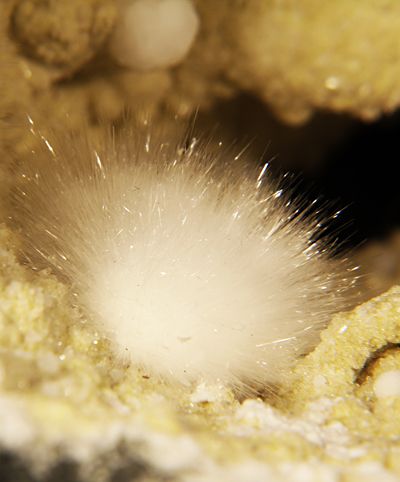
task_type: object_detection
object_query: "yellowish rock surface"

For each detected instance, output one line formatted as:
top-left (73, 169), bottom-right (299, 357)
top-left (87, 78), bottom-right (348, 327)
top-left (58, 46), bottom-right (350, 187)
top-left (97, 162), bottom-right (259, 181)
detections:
top-left (227, 0), bottom-right (400, 123)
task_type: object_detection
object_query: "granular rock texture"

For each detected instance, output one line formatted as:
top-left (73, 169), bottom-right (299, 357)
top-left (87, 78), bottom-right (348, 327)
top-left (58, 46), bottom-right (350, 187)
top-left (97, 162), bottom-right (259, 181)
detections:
top-left (226, 0), bottom-right (400, 124)
top-left (12, 0), bottom-right (117, 71)
top-left (3, 0), bottom-right (400, 144)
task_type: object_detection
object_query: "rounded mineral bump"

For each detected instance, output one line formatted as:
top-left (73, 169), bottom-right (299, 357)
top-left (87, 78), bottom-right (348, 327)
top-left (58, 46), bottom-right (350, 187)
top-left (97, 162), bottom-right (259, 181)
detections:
top-left (374, 370), bottom-right (400, 398)
top-left (109, 0), bottom-right (199, 70)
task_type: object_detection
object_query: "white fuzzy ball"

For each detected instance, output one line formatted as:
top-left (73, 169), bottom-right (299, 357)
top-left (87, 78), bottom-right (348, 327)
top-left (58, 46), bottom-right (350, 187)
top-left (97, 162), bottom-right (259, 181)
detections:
top-left (10, 125), bottom-right (354, 391)
top-left (109, 0), bottom-right (199, 70)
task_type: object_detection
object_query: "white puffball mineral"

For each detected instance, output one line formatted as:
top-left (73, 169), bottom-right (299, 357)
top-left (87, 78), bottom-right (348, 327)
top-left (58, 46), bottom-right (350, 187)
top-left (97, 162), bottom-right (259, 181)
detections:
top-left (109, 0), bottom-right (199, 70)
top-left (10, 124), bottom-right (355, 392)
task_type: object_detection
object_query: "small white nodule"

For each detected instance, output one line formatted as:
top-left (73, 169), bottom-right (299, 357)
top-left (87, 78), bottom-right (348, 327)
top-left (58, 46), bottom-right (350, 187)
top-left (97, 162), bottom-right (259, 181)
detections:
top-left (374, 370), bottom-right (400, 398)
top-left (109, 0), bottom-right (199, 70)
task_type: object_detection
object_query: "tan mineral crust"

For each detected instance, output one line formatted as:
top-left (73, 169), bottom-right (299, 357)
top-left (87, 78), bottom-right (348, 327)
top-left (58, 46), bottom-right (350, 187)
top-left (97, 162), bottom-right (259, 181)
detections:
top-left (2, 0), bottom-right (400, 480)
top-left (225, 0), bottom-right (400, 124)
top-left (2, 0), bottom-right (400, 145)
